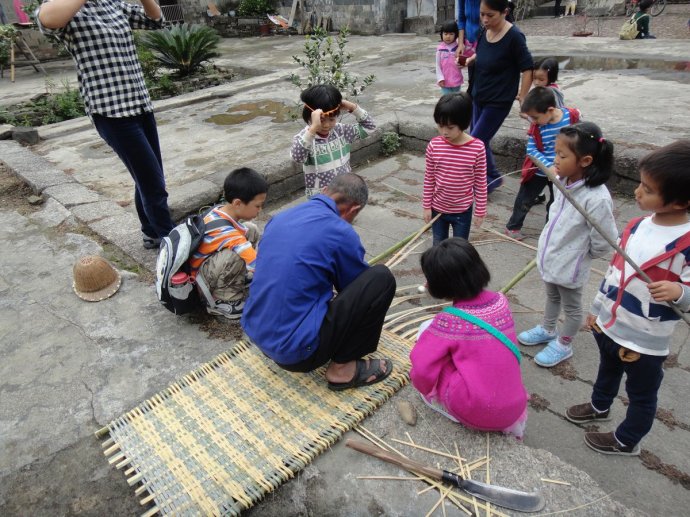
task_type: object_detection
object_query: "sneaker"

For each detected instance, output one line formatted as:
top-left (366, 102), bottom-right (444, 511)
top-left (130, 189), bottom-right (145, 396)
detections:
top-left (566, 402), bottom-right (611, 424)
top-left (504, 228), bottom-right (525, 241)
top-left (206, 299), bottom-right (244, 320)
top-left (584, 431), bottom-right (640, 456)
top-left (143, 236), bottom-right (161, 250)
top-left (518, 325), bottom-right (556, 346)
top-left (535, 339), bottom-right (573, 367)
top-left (534, 193), bottom-right (546, 205)
top-left (420, 393), bottom-right (459, 423)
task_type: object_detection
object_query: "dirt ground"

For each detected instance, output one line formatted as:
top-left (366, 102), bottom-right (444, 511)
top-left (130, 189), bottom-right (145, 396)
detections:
top-left (517, 4), bottom-right (690, 39)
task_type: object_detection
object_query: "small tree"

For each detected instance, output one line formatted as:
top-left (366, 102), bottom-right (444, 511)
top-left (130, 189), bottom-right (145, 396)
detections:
top-left (290, 26), bottom-right (374, 98)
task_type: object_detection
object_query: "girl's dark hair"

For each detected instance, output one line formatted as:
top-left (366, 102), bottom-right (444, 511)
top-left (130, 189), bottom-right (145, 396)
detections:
top-left (300, 84), bottom-right (342, 124)
top-left (224, 167), bottom-right (269, 204)
top-left (535, 57), bottom-right (559, 84)
top-left (558, 122), bottom-right (614, 187)
top-left (421, 238), bottom-right (490, 301)
top-left (638, 140), bottom-right (690, 210)
top-left (481, 0), bottom-right (510, 13)
top-left (440, 20), bottom-right (459, 41)
top-left (433, 92), bottom-right (472, 130)
top-left (639, 0), bottom-right (653, 10)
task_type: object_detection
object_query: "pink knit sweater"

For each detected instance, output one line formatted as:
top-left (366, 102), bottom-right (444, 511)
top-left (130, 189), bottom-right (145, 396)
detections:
top-left (410, 290), bottom-right (528, 431)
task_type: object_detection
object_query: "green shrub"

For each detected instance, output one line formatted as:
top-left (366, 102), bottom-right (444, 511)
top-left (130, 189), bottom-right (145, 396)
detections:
top-left (141, 24), bottom-right (221, 77)
top-left (381, 132), bottom-right (401, 156)
top-left (237, 0), bottom-right (275, 16)
top-left (290, 27), bottom-right (374, 98)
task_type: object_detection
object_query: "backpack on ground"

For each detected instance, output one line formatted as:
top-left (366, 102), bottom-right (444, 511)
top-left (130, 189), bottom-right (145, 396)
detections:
top-left (155, 213), bottom-right (230, 315)
top-left (619, 13), bottom-right (648, 40)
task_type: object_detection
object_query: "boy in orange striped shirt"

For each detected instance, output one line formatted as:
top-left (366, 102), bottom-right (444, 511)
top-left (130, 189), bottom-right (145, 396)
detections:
top-left (189, 168), bottom-right (268, 319)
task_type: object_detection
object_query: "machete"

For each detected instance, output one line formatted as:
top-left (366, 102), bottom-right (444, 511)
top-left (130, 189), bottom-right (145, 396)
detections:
top-left (346, 439), bottom-right (545, 513)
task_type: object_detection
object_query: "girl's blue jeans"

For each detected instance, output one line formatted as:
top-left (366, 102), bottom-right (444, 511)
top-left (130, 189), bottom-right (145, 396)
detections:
top-left (93, 111), bottom-right (174, 239)
top-left (470, 101), bottom-right (512, 192)
top-left (431, 208), bottom-right (473, 245)
top-left (441, 86), bottom-right (461, 95)
top-left (591, 330), bottom-right (666, 447)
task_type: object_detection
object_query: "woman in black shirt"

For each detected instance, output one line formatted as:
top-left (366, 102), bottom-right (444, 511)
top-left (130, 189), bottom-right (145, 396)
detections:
top-left (465, 0), bottom-right (533, 193)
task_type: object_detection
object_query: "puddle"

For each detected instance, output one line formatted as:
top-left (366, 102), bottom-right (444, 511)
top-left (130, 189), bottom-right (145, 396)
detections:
top-left (205, 100), bottom-right (294, 125)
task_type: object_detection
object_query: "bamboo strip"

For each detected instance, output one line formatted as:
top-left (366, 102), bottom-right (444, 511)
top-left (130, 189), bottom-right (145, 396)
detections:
top-left (388, 314), bottom-right (434, 335)
top-left (356, 475), bottom-right (422, 481)
top-left (391, 438), bottom-right (467, 461)
top-left (541, 478), bottom-right (571, 486)
top-left (387, 238), bottom-right (428, 269)
top-left (384, 302), bottom-right (449, 324)
top-left (115, 456), bottom-right (132, 469)
top-left (101, 437), bottom-right (114, 448)
top-left (390, 293), bottom-right (425, 307)
top-left (369, 216), bottom-right (438, 266)
top-left (537, 491), bottom-right (614, 516)
top-left (425, 485), bottom-right (453, 517)
top-left (103, 443), bottom-right (120, 456)
top-left (500, 258), bottom-right (537, 294)
top-left (383, 215), bottom-right (440, 268)
top-left (140, 493), bottom-right (156, 505)
top-left (107, 452), bottom-right (125, 465)
top-left (124, 467), bottom-right (135, 477)
top-left (141, 506), bottom-right (159, 517)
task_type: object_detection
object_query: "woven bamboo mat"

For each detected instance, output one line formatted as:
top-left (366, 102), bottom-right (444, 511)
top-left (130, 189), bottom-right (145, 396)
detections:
top-left (99, 330), bottom-right (412, 516)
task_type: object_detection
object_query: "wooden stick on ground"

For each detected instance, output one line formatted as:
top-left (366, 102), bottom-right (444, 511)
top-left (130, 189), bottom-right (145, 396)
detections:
top-left (531, 155), bottom-right (690, 326)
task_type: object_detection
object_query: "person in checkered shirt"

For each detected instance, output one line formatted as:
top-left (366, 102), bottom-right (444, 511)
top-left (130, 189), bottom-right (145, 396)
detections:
top-left (37, 0), bottom-right (175, 249)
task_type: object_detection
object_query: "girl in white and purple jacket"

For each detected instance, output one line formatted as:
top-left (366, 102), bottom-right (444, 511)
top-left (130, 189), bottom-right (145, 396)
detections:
top-left (517, 122), bottom-right (618, 368)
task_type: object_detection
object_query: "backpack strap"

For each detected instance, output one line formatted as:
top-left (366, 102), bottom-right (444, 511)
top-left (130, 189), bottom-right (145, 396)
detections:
top-left (442, 306), bottom-right (521, 364)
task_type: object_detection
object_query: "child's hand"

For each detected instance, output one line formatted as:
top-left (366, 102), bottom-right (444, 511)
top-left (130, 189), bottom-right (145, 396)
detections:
top-left (439, 80), bottom-right (446, 88)
top-left (423, 209), bottom-right (432, 224)
top-left (309, 109), bottom-right (324, 134)
top-left (585, 314), bottom-right (597, 330)
top-left (341, 100), bottom-right (357, 113)
top-left (647, 281), bottom-right (683, 303)
top-left (473, 215), bottom-right (484, 229)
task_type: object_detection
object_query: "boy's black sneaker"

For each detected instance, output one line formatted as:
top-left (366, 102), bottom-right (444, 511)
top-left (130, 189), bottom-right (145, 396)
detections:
top-left (143, 236), bottom-right (161, 250)
top-left (584, 431), bottom-right (640, 456)
top-left (566, 402), bottom-right (610, 423)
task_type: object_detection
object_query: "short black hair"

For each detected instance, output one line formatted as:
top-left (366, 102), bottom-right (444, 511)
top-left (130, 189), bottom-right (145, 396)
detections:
top-left (557, 122), bottom-right (614, 188)
top-left (420, 238), bottom-right (490, 301)
top-left (300, 84), bottom-right (342, 124)
top-left (521, 86), bottom-right (557, 114)
top-left (639, 140), bottom-right (690, 210)
top-left (535, 57), bottom-right (559, 84)
top-left (481, 0), bottom-right (510, 12)
top-left (639, 0), bottom-right (653, 10)
top-left (433, 92), bottom-right (472, 130)
top-left (223, 167), bottom-right (268, 204)
top-left (440, 20), bottom-right (459, 40)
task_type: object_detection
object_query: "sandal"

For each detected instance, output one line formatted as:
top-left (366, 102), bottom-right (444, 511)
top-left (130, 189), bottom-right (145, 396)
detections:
top-left (327, 358), bottom-right (393, 391)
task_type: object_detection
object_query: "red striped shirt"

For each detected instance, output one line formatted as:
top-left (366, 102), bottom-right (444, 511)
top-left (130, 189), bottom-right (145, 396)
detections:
top-left (423, 136), bottom-right (487, 217)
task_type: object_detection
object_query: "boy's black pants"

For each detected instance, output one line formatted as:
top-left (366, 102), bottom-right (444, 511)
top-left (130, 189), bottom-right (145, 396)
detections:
top-left (591, 330), bottom-right (666, 447)
top-left (506, 176), bottom-right (553, 231)
top-left (278, 265), bottom-right (396, 372)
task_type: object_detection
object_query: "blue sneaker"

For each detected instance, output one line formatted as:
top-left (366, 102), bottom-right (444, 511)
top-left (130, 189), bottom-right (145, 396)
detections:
top-left (518, 325), bottom-right (557, 346)
top-left (535, 340), bottom-right (573, 367)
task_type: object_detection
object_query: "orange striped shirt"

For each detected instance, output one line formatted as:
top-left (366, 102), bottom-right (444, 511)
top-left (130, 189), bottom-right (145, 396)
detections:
top-left (188, 208), bottom-right (256, 278)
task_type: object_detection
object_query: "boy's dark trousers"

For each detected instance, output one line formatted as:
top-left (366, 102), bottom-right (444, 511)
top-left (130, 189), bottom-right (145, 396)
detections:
top-left (591, 330), bottom-right (666, 447)
top-left (506, 175), bottom-right (553, 231)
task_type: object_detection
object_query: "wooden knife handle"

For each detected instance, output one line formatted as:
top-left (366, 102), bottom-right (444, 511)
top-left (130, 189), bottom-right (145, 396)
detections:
top-left (346, 439), bottom-right (443, 481)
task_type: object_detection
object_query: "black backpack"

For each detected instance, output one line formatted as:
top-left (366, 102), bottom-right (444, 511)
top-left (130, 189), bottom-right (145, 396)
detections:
top-left (155, 212), bottom-right (230, 314)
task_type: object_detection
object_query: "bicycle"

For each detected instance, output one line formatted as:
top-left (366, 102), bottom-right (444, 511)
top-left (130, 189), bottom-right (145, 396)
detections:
top-left (625, 0), bottom-right (666, 17)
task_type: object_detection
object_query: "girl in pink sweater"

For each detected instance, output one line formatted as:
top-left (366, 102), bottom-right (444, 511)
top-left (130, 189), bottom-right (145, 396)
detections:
top-left (410, 238), bottom-right (529, 438)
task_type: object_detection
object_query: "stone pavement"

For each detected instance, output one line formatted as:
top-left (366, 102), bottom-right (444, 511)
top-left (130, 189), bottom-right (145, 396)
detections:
top-left (1, 29), bottom-right (690, 516)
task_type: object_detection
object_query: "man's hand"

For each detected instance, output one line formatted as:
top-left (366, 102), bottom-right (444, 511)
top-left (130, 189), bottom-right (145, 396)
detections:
top-left (648, 281), bottom-right (683, 303)
top-left (423, 208), bottom-right (432, 224)
top-left (455, 42), bottom-right (466, 60)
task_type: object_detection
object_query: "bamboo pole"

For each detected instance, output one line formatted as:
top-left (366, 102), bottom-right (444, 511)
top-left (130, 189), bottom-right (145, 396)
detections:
top-left (369, 215), bottom-right (438, 265)
top-left (530, 156), bottom-right (690, 326)
top-left (499, 258), bottom-right (537, 294)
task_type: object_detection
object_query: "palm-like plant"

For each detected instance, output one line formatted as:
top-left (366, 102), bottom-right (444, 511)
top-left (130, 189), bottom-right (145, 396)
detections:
top-left (142, 24), bottom-right (221, 77)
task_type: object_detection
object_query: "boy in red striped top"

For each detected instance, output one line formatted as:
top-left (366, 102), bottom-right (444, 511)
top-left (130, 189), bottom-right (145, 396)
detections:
top-left (423, 92), bottom-right (487, 245)
top-left (189, 168), bottom-right (268, 319)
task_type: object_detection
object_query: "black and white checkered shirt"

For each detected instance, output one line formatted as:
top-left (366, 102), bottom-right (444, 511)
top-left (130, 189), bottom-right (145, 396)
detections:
top-left (37, 0), bottom-right (163, 118)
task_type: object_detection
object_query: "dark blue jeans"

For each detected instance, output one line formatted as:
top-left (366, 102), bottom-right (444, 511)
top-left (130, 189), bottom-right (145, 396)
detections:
top-left (93, 112), bottom-right (174, 239)
top-left (591, 330), bottom-right (666, 447)
top-left (431, 208), bottom-right (473, 245)
top-left (506, 175), bottom-right (554, 230)
top-left (470, 101), bottom-right (512, 193)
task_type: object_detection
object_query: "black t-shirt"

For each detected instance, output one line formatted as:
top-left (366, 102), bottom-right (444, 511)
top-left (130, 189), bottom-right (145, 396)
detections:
top-left (471, 25), bottom-right (533, 108)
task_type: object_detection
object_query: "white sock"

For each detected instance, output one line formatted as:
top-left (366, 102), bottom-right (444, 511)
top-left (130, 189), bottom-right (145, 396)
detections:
top-left (553, 340), bottom-right (571, 353)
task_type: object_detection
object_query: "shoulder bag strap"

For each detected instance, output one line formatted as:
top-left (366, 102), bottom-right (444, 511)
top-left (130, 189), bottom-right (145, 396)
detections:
top-left (442, 306), bottom-right (521, 364)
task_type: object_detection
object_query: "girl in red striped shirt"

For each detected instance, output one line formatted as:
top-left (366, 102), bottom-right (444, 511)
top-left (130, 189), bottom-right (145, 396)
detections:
top-left (423, 92), bottom-right (488, 244)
